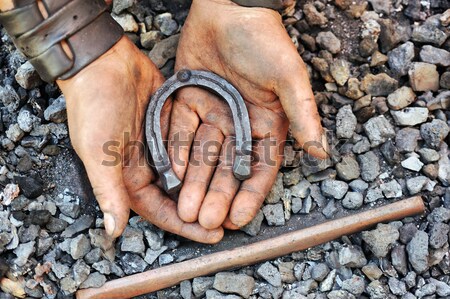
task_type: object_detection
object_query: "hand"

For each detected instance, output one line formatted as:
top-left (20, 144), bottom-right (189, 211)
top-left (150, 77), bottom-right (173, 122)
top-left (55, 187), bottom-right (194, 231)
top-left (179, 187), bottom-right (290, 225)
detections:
top-left (57, 37), bottom-right (223, 243)
top-left (169, 0), bottom-right (329, 230)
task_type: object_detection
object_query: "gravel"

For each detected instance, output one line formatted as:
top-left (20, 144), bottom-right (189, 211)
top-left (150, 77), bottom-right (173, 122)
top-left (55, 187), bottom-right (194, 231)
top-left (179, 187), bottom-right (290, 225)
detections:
top-left (361, 73), bottom-right (398, 96)
top-left (321, 179), bottom-right (348, 199)
top-left (363, 116), bottom-right (396, 146)
top-left (213, 272), bottom-right (255, 298)
top-left (256, 262), bottom-right (282, 287)
top-left (342, 192), bottom-right (363, 209)
top-left (262, 203), bottom-right (285, 226)
top-left (310, 263), bottom-right (329, 282)
top-left (1, 1), bottom-right (449, 298)
top-left (409, 62), bottom-right (440, 92)
top-left (419, 45), bottom-right (450, 67)
top-left (407, 230), bottom-right (430, 274)
top-left (361, 224), bottom-right (399, 257)
top-left (421, 119), bottom-right (450, 149)
top-left (120, 226), bottom-right (145, 255)
top-left (338, 246), bottom-right (367, 268)
top-left (335, 105), bottom-right (356, 139)
top-left (357, 151), bottom-right (380, 182)
top-left (391, 107), bottom-right (428, 126)
top-left (387, 42), bottom-right (415, 77)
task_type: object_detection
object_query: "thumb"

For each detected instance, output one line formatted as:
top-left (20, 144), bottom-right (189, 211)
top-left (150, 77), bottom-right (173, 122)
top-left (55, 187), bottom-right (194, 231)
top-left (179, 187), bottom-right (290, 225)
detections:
top-left (275, 60), bottom-right (329, 159)
top-left (84, 158), bottom-right (130, 239)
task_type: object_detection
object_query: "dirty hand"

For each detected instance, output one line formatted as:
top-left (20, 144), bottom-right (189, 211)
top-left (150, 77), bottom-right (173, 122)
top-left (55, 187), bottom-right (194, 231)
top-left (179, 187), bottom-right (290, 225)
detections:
top-left (57, 37), bottom-right (223, 243)
top-left (170, 0), bottom-right (329, 230)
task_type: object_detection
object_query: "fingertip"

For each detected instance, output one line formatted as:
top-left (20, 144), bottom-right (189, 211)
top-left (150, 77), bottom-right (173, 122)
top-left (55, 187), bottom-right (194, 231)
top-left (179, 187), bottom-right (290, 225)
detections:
top-left (178, 221), bottom-right (223, 244)
top-left (304, 146), bottom-right (329, 160)
top-left (177, 192), bottom-right (201, 223)
top-left (205, 227), bottom-right (224, 244)
top-left (104, 209), bottom-right (129, 239)
top-left (295, 131), bottom-right (330, 160)
top-left (104, 213), bottom-right (116, 237)
top-left (222, 218), bottom-right (240, 230)
top-left (177, 206), bottom-right (199, 223)
top-left (229, 209), bottom-right (255, 228)
top-left (198, 212), bottom-right (222, 230)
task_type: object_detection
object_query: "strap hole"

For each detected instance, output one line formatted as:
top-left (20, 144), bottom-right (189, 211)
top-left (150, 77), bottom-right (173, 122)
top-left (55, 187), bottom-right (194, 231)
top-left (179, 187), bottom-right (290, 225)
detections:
top-left (73, 15), bottom-right (78, 20)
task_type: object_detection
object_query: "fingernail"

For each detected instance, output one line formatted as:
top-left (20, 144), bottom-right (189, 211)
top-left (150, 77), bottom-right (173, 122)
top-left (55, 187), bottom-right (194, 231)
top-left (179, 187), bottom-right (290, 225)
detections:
top-left (321, 132), bottom-right (330, 157)
top-left (104, 213), bottom-right (116, 236)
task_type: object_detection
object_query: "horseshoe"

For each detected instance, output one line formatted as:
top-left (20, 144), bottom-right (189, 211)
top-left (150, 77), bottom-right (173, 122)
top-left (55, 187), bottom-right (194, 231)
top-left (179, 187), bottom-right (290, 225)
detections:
top-left (145, 70), bottom-right (252, 194)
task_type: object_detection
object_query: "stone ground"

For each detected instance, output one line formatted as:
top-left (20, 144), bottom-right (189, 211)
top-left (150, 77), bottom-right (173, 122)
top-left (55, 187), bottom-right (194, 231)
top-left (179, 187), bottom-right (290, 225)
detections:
top-left (0, 0), bottom-right (450, 298)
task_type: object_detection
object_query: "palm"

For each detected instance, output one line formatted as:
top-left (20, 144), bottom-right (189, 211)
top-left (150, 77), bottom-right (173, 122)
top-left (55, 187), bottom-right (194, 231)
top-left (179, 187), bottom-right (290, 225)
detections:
top-left (58, 37), bottom-right (223, 243)
top-left (169, 0), bottom-right (327, 230)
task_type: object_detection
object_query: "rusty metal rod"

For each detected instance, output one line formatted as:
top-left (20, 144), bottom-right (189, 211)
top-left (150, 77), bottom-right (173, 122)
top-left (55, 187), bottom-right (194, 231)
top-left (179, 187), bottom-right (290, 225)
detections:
top-left (76, 196), bottom-right (425, 299)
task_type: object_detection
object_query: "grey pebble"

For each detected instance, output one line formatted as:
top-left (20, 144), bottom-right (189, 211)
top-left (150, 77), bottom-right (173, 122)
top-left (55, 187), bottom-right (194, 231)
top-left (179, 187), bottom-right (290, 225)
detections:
top-left (79, 272), bottom-right (106, 289)
top-left (391, 245), bottom-right (408, 276)
top-left (342, 192), bottom-right (363, 209)
top-left (363, 116), bottom-right (396, 147)
top-left (338, 246), bottom-right (367, 268)
top-left (388, 277), bottom-right (407, 296)
top-left (362, 224), bottom-right (399, 257)
top-left (341, 275), bottom-right (365, 296)
top-left (348, 179), bottom-right (368, 192)
top-left (310, 263), bottom-right (329, 282)
top-left (257, 262), bottom-right (282, 287)
top-left (193, 277), bottom-right (215, 298)
top-left (120, 226), bottom-right (145, 256)
top-left (321, 179), bottom-right (348, 199)
top-left (213, 272), bottom-right (255, 299)
top-left (120, 253), bottom-right (147, 275)
top-left (429, 222), bottom-right (449, 249)
top-left (406, 230), bottom-right (429, 273)
top-left (262, 203), bottom-right (285, 226)
top-left (336, 156), bottom-right (360, 181)
top-left (380, 180), bottom-right (402, 198)
top-left (420, 119), bottom-right (449, 150)
top-left (241, 209), bottom-right (264, 236)
top-left (358, 151), bottom-right (380, 182)
top-left (70, 234), bottom-right (91, 260)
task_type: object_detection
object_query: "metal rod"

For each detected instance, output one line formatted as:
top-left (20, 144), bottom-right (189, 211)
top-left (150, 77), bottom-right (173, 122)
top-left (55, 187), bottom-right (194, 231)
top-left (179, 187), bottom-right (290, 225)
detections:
top-left (76, 196), bottom-right (425, 299)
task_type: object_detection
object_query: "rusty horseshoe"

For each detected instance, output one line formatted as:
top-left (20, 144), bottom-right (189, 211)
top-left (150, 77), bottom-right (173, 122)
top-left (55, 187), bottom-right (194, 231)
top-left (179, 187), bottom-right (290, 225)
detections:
top-left (145, 70), bottom-right (252, 194)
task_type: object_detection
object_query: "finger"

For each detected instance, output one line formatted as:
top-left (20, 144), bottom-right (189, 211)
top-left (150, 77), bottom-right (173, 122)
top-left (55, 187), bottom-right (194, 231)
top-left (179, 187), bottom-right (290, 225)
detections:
top-left (274, 55), bottom-right (329, 159)
top-left (84, 157), bottom-right (130, 239)
top-left (124, 143), bottom-right (224, 243)
top-left (222, 217), bottom-right (240, 230)
top-left (198, 136), bottom-right (240, 229)
top-left (229, 136), bottom-right (284, 227)
top-left (167, 98), bottom-right (199, 181)
top-left (177, 87), bottom-right (236, 136)
top-left (178, 124), bottom-right (224, 223)
top-left (130, 183), bottom-right (224, 244)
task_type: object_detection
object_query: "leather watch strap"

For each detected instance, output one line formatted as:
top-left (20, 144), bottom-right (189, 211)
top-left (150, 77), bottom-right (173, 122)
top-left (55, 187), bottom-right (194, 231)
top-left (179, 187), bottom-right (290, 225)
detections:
top-left (0, 3), bottom-right (43, 36)
top-left (0, 0), bottom-right (124, 83)
top-left (15, 0), bottom-right (107, 58)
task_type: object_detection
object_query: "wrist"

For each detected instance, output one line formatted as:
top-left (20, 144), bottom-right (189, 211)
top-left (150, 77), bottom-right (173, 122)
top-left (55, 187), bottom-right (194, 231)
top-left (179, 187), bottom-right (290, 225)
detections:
top-left (57, 35), bottom-right (159, 107)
